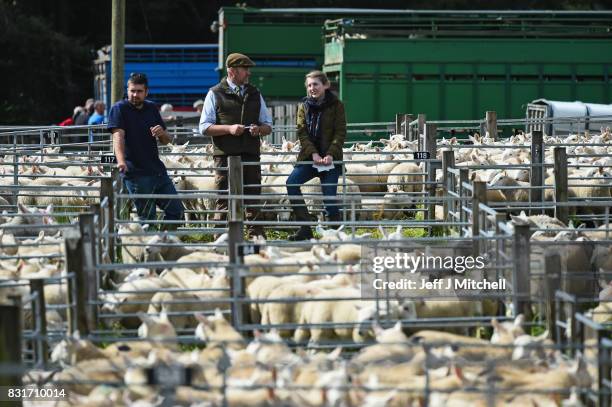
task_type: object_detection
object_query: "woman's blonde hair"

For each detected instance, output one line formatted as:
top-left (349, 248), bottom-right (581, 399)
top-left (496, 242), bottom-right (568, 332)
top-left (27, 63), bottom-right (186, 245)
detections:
top-left (304, 70), bottom-right (329, 87)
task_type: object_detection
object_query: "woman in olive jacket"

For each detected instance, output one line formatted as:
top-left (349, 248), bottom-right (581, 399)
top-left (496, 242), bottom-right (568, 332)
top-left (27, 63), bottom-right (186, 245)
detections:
top-left (286, 70), bottom-right (347, 241)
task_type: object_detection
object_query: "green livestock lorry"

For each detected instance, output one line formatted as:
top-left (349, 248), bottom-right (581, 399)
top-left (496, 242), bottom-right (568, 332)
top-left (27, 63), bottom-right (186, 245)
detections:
top-left (323, 11), bottom-right (612, 123)
top-left (219, 8), bottom-right (612, 125)
top-left (217, 7), bottom-right (410, 104)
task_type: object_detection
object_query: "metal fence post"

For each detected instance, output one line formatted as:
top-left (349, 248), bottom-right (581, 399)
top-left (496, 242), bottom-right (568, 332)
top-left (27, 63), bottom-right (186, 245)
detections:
top-left (486, 111), bottom-right (498, 140)
top-left (423, 123), bottom-right (438, 235)
top-left (117, 174), bottom-right (131, 221)
top-left (402, 114), bottom-right (414, 139)
top-left (101, 172), bottom-right (116, 262)
top-left (90, 203), bottom-right (102, 265)
top-left (544, 252), bottom-right (561, 342)
top-left (29, 279), bottom-right (48, 367)
top-left (512, 223), bottom-right (532, 321)
top-left (442, 150), bottom-right (455, 232)
top-left (0, 302), bottom-right (22, 403)
top-left (427, 160), bottom-right (441, 236)
top-left (553, 147), bottom-right (569, 225)
top-left (530, 130), bottom-right (544, 214)
top-left (395, 113), bottom-right (403, 135)
top-left (459, 168), bottom-right (469, 228)
top-left (12, 133), bottom-right (18, 208)
top-left (79, 213), bottom-right (98, 333)
top-left (493, 212), bottom-right (507, 280)
top-left (415, 113), bottom-right (426, 143)
top-left (425, 124), bottom-right (437, 159)
top-left (65, 227), bottom-right (86, 334)
top-left (472, 181), bottom-right (487, 257)
top-left (228, 220), bottom-right (244, 331)
top-left (228, 156), bottom-right (243, 222)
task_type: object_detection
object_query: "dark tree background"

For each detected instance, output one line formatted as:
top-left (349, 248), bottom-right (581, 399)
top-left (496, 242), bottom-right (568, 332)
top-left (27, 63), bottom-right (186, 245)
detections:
top-left (0, 0), bottom-right (607, 125)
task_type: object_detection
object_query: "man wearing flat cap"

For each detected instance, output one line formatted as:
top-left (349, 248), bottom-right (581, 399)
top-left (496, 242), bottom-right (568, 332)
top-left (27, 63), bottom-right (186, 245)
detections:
top-left (199, 52), bottom-right (272, 239)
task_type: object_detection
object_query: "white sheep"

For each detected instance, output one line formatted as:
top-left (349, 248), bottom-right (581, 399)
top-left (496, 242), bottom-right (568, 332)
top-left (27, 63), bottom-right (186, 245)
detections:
top-left (195, 308), bottom-right (245, 350)
top-left (510, 211), bottom-right (567, 236)
top-left (378, 225), bottom-right (403, 240)
top-left (246, 273), bottom-right (315, 324)
top-left (17, 231), bottom-right (64, 258)
top-left (172, 173), bottom-right (216, 222)
top-left (143, 233), bottom-right (197, 262)
top-left (117, 222), bottom-right (149, 268)
top-left (490, 314), bottom-right (526, 344)
top-left (124, 268), bottom-right (154, 282)
top-left (137, 311), bottom-right (177, 349)
top-left (50, 331), bottom-right (108, 367)
top-left (0, 204), bottom-right (56, 237)
top-left (378, 192), bottom-right (418, 220)
top-left (100, 276), bottom-right (174, 328)
top-left (0, 229), bottom-right (17, 255)
top-left (345, 162), bottom-right (388, 193)
top-left (260, 280), bottom-right (324, 338)
top-left (571, 166), bottom-right (612, 219)
top-left (386, 162), bottom-right (423, 194)
top-left (294, 287), bottom-right (415, 345)
top-left (159, 267), bottom-right (211, 290)
top-left (52, 357), bottom-right (127, 396)
top-left (195, 266), bottom-right (231, 312)
top-left (301, 177), bottom-right (362, 218)
top-left (511, 330), bottom-right (555, 362)
top-left (351, 321), bottom-right (414, 365)
top-left (176, 251), bottom-right (229, 274)
top-left (146, 289), bottom-right (202, 330)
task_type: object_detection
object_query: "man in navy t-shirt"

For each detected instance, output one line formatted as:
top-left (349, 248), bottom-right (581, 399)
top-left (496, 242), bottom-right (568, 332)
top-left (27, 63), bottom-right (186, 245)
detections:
top-left (107, 72), bottom-right (184, 228)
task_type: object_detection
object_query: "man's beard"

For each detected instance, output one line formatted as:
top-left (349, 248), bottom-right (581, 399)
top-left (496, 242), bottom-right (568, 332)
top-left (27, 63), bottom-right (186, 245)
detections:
top-left (130, 99), bottom-right (144, 107)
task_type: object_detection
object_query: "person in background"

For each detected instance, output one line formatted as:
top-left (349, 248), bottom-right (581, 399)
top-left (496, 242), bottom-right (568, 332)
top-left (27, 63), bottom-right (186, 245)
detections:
top-left (107, 72), bottom-right (184, 229)
top-left (74, 98), bottom-right (94, 125)
top-left (199, 53), bottom-right (272, 239)
top-left (160, 103), bottom-right (176, 121)
top-left (58, 117), bottom-right (74, 126)
top-left (87, 101), bottom-right (106, 125)
top-left (285, 70), bottom-right (346, 241)
top-left (59, 106), bottom-right (83, 126)
top-left (193, 99), bottom-right (205, 114)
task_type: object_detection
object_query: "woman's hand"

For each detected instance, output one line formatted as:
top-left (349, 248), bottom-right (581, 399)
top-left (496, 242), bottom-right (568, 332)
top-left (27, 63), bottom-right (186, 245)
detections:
top-left (312, 153), bottom-right (323, 165)
top-left (322, 155), bottom-right (333, 165)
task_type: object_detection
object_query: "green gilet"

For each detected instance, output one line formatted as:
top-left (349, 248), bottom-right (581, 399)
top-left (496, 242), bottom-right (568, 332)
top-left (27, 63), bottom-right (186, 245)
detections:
top-left (210, 78), bottom-right (262, 156)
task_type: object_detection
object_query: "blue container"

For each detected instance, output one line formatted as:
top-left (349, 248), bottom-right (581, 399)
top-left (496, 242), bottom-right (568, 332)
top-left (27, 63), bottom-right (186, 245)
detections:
top-left (94, 44), bottom-right (219, 110)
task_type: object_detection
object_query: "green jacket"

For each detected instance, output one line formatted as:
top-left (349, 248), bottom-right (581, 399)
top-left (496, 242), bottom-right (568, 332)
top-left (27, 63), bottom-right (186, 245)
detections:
top-left (296, 91), bottom-right (346, 162)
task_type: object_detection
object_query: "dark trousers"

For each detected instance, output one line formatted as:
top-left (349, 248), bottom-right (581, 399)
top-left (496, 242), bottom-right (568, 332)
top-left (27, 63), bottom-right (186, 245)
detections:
top-left (286, 164), bottom-right (341, 218)
top-left (213, 153), bottom-right (263, 235)
top-left (122, 173), bottom-right (184, 227)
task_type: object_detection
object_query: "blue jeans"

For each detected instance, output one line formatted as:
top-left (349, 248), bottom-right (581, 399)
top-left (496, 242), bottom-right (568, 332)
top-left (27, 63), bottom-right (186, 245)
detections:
top-left (122, 173), bottom-right (184, 224)
top-left (286, 164), bottom-right (341, 218)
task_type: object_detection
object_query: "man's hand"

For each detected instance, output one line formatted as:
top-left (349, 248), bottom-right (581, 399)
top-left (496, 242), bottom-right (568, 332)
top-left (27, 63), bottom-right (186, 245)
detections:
top-left (312, 153), bottom-right (323, 165)
top-left (117, 161), bottom-right (128, 173)
top-left (150, 125), bottom-right (165, 139)
top-left (229, 124), bottom-right (245, 136)
top-left (322, 155), bottom-right (333, 165)
top-left (248, 124), bottom-right (262, 137)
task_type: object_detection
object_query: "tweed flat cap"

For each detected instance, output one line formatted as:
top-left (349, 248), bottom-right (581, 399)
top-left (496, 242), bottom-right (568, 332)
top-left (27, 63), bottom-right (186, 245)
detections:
top-left (226, 53), bottom-right (256, 68)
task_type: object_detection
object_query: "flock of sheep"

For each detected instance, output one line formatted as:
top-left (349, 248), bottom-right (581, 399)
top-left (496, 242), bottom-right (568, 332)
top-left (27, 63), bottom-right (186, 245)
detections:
top-left (0, 127), bottom-right (610, 406)
top-left (35, 310), bottom-right (596, 406)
